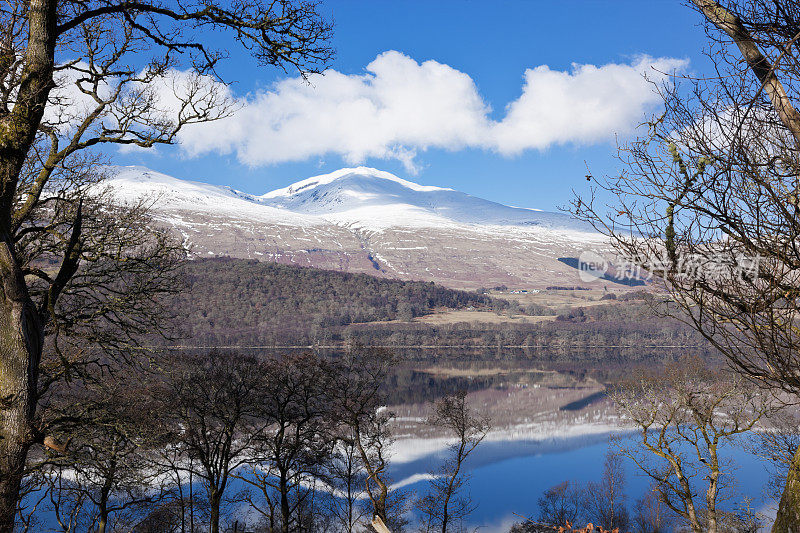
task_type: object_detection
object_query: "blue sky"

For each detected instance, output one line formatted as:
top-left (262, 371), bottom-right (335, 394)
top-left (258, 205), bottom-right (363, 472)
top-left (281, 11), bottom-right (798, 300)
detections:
top-left (113, 1), bottom-right (711, 211)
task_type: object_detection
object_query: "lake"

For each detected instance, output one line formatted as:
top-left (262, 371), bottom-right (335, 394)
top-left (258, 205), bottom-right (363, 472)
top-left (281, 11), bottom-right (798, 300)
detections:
top-left (22, 427), bottom-right (774, 532)
top-left (390, 430), bottom-right (775, 532)
top-left (22, 363), bottom-right (776, 532)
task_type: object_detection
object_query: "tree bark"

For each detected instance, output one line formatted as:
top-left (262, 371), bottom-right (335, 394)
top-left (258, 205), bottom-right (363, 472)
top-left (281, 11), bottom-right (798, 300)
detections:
top-left (774, 447), bottom-right (800, 533)
top-left (97, 509), bottom-right (108, 533)
top-left (279, 470), bottom-right (290, 533)
top-left (354, 431), bottom-right (389, 525)
top-left (96, 462), bottom-right (115, 533)
top-left (371, 515), bottom-right (391, 533)
top-left (0, 241), bottom-right (43, 531)
top-left (210, 490), bottom-right (221, 533)
top-left (0, 0), bottom-right (57, 528)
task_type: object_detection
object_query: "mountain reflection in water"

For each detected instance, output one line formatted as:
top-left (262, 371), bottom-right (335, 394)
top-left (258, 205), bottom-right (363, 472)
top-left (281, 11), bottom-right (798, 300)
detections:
top-left (389, 431), bottom-right (773, 532)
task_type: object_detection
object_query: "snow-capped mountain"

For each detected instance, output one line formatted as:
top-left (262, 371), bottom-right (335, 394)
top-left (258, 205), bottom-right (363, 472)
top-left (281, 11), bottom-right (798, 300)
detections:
top-left (257, 167), bottom-right (595, 231)
top-left (103, 166), bottom-right (606, 288)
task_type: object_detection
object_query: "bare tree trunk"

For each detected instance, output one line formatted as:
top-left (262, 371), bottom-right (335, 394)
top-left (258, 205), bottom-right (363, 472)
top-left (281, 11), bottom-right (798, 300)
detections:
top-left (173, 467), bottom-right (185, 533)
top-left (96, 463), bottom-right (115, 533)
top-left (774, 447), bottom-right (800, 533)
top-left (189, 467), bottom-right (193, 533)
top-left (354, 436), bottom-right (389, 525)
top-left (0, 0), bottom-right (57, 528)
top-left (97, 508), bottom-right (108, 533)
top-left (210, 490), bottom-right (221, 533)
top-left (270, 502), bottom-right (277, 533)
top-left (0, 241), bottom-right (43, 532)
top-left (279, 470), bottom-right (290, 533)
top-left (440, 454), bottom-right (461, 533)
top-left (371, 515), bottom-right (391, 533)
top-left (347, 473), bottom-right (358, 533)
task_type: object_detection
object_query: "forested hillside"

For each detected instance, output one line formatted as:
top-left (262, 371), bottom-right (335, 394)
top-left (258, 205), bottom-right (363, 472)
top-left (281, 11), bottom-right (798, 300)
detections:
top-left (169, 259), bottom-right (710, 367)
top-left (175, 258), bottom-right (505, 344)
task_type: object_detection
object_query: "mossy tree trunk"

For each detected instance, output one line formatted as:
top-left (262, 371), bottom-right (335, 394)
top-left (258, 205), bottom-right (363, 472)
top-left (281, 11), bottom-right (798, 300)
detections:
top-left (0, 0), bottom-right (57, 528)
top-left (774, 447), bottom-right (800, 533)
top-left (0, 260), bottom-right (43, 532)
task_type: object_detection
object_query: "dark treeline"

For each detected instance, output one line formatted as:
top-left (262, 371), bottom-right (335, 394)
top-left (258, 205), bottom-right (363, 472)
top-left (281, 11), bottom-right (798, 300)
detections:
top-left (169, 259), bottom-right (711, 364)
top-left (344, 304), bottom-right (713, 366)
top-left (347, 314), bottom-right (706, 353)
top-left (174, 258), bottom-right (506, 343)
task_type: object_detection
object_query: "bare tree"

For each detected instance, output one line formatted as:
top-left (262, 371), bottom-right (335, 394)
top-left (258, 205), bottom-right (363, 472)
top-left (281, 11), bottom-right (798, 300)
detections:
top-left (584, 451), bottom-right (629, 532)
top-left (0, 1), bottom-right (333, 527)
top-left (719, 497), bottom-right (766, 533)
top-left (326, 433), bottom-right (369, 533)
top-left (153, 444), bottom-right (209, 533)
top-left (632, 483), bottom-right (671, 533)
top-left (416, 391), bottom-right (490, 533)
top-left (14, 469), bottom-right (48, 532)
top-left (537, 480), bottom-right (584, 528)
top-left (354, 407), bottom-right (402, 533)
top-left (245, 352), bottom-right (336, 533)
top-left (610, 357), bottom-right (771, 533)
top-left (570, 1), bottom-right (800, 529)
top-left (36, 377), bottom-right (170, 533)
top-left (238, 465), bottom-right (282, 533)
top-left (155, 350), bottom-right (271, 533)
top-left (1, 162), bottom-right (188, 529)
top-left (45, 465), bottom-right (94, 532)
top-left (332, 345), bottom-right (402, 530)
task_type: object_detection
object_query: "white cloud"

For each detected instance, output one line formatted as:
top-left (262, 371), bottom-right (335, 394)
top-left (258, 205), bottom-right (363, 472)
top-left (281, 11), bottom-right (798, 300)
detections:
top-left (490, 56), bottom-right (688, 154)
top-left (174, 51), bottom-right (688, 172)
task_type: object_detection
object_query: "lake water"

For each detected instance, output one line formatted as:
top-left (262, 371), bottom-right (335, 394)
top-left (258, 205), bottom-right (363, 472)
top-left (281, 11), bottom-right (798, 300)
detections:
top-left (23, 429), bottom-right (774, 532)
top-left (390, 430), bottom-right (775, 532)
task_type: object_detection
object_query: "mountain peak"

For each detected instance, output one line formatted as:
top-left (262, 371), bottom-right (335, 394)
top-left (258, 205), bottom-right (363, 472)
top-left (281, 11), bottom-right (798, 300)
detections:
top-left (101, 164), bottom-right (599, 234)
top-left (260, 167), bottom-right (453, 199)
top-left (97, 164), bottom-right (605, 287)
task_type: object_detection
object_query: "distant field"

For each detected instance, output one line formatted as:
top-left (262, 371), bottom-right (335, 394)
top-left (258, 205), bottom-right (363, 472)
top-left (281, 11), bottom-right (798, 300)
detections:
top-left (408, 287), bottom-right (648, 325)
top-left (416, 366), bottom-right (555, 378)
top-left (414, 310), bottom-right (556, 325)
top-left (489, 288), bottom-right (625, 307)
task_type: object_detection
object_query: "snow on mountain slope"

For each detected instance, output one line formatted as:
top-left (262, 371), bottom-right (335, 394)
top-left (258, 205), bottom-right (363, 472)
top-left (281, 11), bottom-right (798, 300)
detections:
top-left (101, 165), bottom-right (607, 288)
top-left (262, 166), bottom-right (453, 197)
top-left (103, 166), bottom-right (321, 226)
top-left (256, 166), bottom-right (595, 232)
top-left (105, 165), bottom-right (595, 232)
